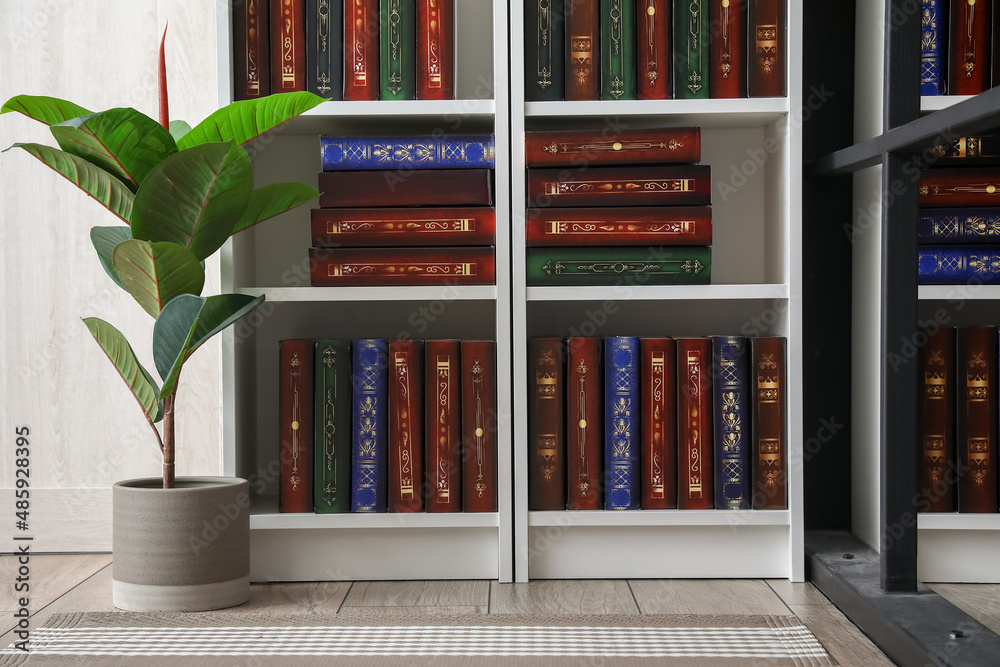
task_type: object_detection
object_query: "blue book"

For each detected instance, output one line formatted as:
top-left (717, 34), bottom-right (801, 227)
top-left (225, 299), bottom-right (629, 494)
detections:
top-left (920, 0), bottom-right (945, 96)
top-left (918, 209), bottom-right (1000, 243)
top-left (711, 336), bottom-right (752, 510)
top-left (604, 336), bottom-right (640, 510)
top-left (320, 134), bottom-right (496, 170)
top-left (352, 339), bottom-right (388, 513)
top-left (918, 246), bottom-right (1000, 284)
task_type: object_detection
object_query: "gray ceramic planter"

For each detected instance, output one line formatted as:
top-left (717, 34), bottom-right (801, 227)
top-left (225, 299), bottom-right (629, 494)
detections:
top-left (112, 477), bottom-right (251, 612)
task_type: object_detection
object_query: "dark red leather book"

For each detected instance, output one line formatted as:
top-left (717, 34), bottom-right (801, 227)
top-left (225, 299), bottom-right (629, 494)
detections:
top-left (565, 0), bottom-right (601, 100)
top-left (751, 336), bottom-right (787, 509)
top-left (388, 339), bottom-right (424, 513)
top-left (641, 338), bottom-right (677, 509)
top-left (565, 337), bottom-right (602, 510)
top-left (919, 327), bottom-right (955, 513)
top-left (524, 206), bottom-right (712, 246)
top-left (311, 207), bottom-right (496, 247)
top-left (318, 169), bottom-right (493, 207)
top-left (529, 337), bottom-right (566, 511)
top-left (233, 0), bottom-right (271, 99)
top-left (527, 165), bottom-right (712, 207)
top-left (636, 0), bottom-right (671, 99)
top-left (279, 339), bottom-right (314, 513)
top-left (747, 0), bottom-right (785, 97)
top-left (415, 0), bottom-right (455, 99)
top-left (308, 247), bottom-right (495, 286)
top-left (425, 339), bottom-right (462, 512)
top-left (344, 0), bottom-right (380, 100)
top-left (462, 340), bottom-right (498, 512)
top-left (956, 326), bottom-right (998, 513)
top-left (919, 169), bottom-right (1000, 207)
top-left (676, 338), bottom-right (713, 509)
top-left (524, 127), bottom-right (701, 166)
top-left (949, 0), bottom-right (991, 95)
top-left (710, 0), bottom-right (746, 98)
top-left (271, 0), bottom-right (307, 92)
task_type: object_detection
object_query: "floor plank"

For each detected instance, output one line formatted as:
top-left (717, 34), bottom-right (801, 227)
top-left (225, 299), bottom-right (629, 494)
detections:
top-left (233, 581), bottom-right (353, 615)
top-left (789, 603), bottom-right (895, 667)
top-left (338, 605), bottom-right (488, 616)
top-left (0, 554), bottom-right (111, 612)
top-left (342, 580), bottom-right (489, 608)
top-left (767, 579), bottom-right (832, 606)
top-left (928, 583), bottom-right (1000, 636)
top-left (629, 579), bottom-right (791, 616)
top-left (489, 580), bottom-right (639, 615)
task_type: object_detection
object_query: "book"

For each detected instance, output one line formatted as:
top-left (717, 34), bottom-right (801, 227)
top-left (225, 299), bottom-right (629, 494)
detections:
top-left (425, 339), bottom-right (462, 512)
top-left (525, 0), bottom-right (566, 100)
top-left (279, 339), bottom-right (314, 513)
top-left (271, 0), bottom-right (307, 92)
top-left (524, 206), bottom-right (712, 246)
top-left (462, 340), bottom-right (498, 512)
top-left (918, 246), bottom-right (1000, 284)
top-left (930, 135), bottom-right (1000, 164)
top-left (565, 0), bottom-right (601, 100)
top-left (352, 339), bottom-right (388, 512)
top-left (306, 0), bottom-right (344, 99)
top-left (566, 337), bottom-right (603, 510)
top-left (600, 0), bottom-right (636, 100)
top-left (528, 337), bottom-right (566, 510)
top-left (388, 339), bottom-right (424, 512)
top-left (676, 337), bottom-right (713, 509)
top-left (526, 165), bottom-right (712, 207)
top-left (919, 168), bottom-right (1000, 207)
top-left (525, 246), bottom-right (711, 286)
top-left (751, 336), bottom-right (787, 510)
top-left (314, 339), bottom-right (353, 514)
top-left (637, 0), bottom-right (671, 99)
top-left (712, 335), bottom-right (752, 510)
top-left (949, 0), bottom-right (990, 96)
top-left (415, 0), bottom-right (455, 100)
top-left (709, 0), bottom-right (746, 98)
top-left (674, 0), bottom-right (709, 99)
top-left (311, 207), bottom-right (497, 246)
top-left (640, 338), bottom-right (677, 509)
top-left (956, 326), bottom-right (998, 512)
top-left (917, 208), bottom-right (1000, 243)
top-left (605, 336), bottom-right (640, 510)
top-left (320, 134), bottom-right (495, 170)
top-left (920, 0), bottom-right (945, 96)
top-left (318, 168), bottom-right (493, 207)
top-left (747, 0), bottom-right (785, 97)
top-left (523, 127), bottom-right (702, 167)
top-left (309, 247), bottom-right (496, 286)
top-left (233, 0), bottom-right (271, 100)
top-left (344, 0), bottom-right (380, 100)
top-left (380, 0), bottom-right (415, 100)
top-left (918, 326), bottom-right (955, 513)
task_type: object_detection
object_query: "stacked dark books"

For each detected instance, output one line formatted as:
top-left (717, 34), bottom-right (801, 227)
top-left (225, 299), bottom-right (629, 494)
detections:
top-left (309, 133), bottom-right (497, 286)
top-left (279, 338), bottom-right (498, 514)
top-left (920, 0), bottom-right (1000, 96)
top-left (528, 335), bottom-right (787, 511)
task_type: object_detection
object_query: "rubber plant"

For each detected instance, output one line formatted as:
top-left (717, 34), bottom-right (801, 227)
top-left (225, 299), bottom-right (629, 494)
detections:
top-left (1, 31), bottom-right (324, 488)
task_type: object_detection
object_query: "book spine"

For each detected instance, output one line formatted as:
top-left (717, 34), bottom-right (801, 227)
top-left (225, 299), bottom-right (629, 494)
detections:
top-left (601, 0), bottom-right (636, 100)
top-left (921, 0), bottom-right (945, 95)
top-left (306, 0), bottom-right (344, 99)
top-left (529, 337), bottom-right (566, 510)
top-left (525, 247), bottom-right (711, 286)
top-left (388, 339), bottom-right (424, 512)
top-left (637, 0), bottom-right (671, 99)
top-left (344, 0), bottom-right (380, 100)
top-left (462, 340), bottom-right (498, 512)
top-left (747, 0), bottom-right (785, 97)
top-left (605, 336), bottom-right (640, 510)
top-left (918, 209), bottom-right (1000, 243)
top-left (233, 0), bottom-right (271, 100)
top-left (712, 335), bottom-right (752, 510)
top-left (271, 0), bottom-right (307, 92)
top-left (526, 165), bottom-right (712, 207)
top-left (524, 206), bottom-right (712, 246)
top-left (309, 247), bottom-right (496, 287)
top-left (641, 338), bottom-right (677, 509)
top-left (674, 0), bottom-right (709, 99)
top-left (710, 0), bottom-right (746, 98)
top-left (311, 207), bottom-right (497, 246)
top-left (918, 246), bottom-right (1000, 284)
top-left (566, 337), bottom-right (603, 510)
top-left (425, 339), bottom-right (462, 512)
top-left (919, 168), bottom-right (1000, 207)
top-left (525, 0), bottom-right (566, 100)
top-left (352, 339), bottom-right (388, 513)
top-left (524, 127), bottom-right (702, 166)
top-left (949, 0), bottom-right (990, 95)
top-left (279, 339), bottom-right (314, 513)
top-left (930, 135), bottom-right (1000, 164)
top-left (318, 168), bottom-right (493, 207)
top-left (319, 134), bottom-right (495, 170)
top-left (565, 0), bottom-right (600, 100)
top-left (676, 338), bottom-right (713, 509)
top-left (314, 339), bottom-right (353, 514)
top-left (956, 326), bottom-right (998, 512)
top-left (416, 0), bottom-right (455, 99)
top-left (751, 336), bottom-right (787, 509)
top-left (919, 327), bottom-right (955, 513)
top-left (380, 0), bottom-right (415, 100)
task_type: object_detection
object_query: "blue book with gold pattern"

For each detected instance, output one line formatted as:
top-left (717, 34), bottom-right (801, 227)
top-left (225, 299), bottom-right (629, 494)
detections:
top-left (320, 134), bottom-right (495, 170)
top-left (918, 246), bottom-right (1000, 283)
top-left (712, 336), bottom-right (752, 510)
top-left (604, 336), bottom-right (640, 510)
top-left (352, 339), bottom-right (388, 513)
top-left (918, 209), bottom-right (1000, 243)
top-left (921, 0), bottom-right (945, 96)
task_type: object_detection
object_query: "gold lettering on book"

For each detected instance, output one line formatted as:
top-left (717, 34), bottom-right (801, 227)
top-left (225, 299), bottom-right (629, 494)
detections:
top-left (962, 0), bottom-right (978, 78)
top-left (545, 178), bottom-right (696, 196)
top-left (353, 0), bottom-right (369, 86)
top-left (289, 352), bottom-right (302, 491)
top-left (755, 23), bottom-right (778, 74)
top-left (427, 0), bottom-right (444, 88)
top-left (435, 356), bottom-right (452, 502)
top-left (387, 0), bottom-right (404, 95)
top-left (320, 345), bottom-right (338, 505)
top-left (245, 0), bottom-right (262, 95)
top-left (394, 352), bottom-right (414, 500)
top-left (644, 1), bottom-right (658, 86)
top-left (719, 0), bottom-right (732, 78)
top-left (968, 438), bottom-right (989, 485)
top-left (650, 350), bottom-right (665, 499)
top-left (686, 350), bottom-right (702, 498)
top-left (542, 139), bottom-right (686, 155)
top-left (472, 358), bottom-right (486, 497)
top-left (280, 0), bottom-right (296, 87)
top-left (574, 358), bottom-right (591, 497)
top-left (315, 0), bottom-right (332, 94)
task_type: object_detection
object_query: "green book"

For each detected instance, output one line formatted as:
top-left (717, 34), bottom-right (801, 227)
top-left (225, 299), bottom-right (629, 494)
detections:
top-left (526, 246), bottom-right (711, 286)
top-left (314, 340), bottom-right (353, 513)
top-left (673, 0), bottom-right (709, 99)
top-left (380, 0), bottom-right (415, 100)
top-left (600, 0), bottom-right (635, 100)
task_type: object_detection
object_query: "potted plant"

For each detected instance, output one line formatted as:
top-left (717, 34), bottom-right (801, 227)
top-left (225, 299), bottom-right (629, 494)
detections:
top-left (2, 34), bottom-right (324, 611)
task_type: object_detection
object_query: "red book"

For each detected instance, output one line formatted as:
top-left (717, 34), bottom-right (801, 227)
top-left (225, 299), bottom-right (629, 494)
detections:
top-left (388, 339), bottom-right (424, 513)
top-left (710, 0), bottom-right (746, 98)
top-left (308, 247), bottom-right (495, 286)
top-left (949, 0), bottom-right (991, 96)
top-left (462, 340), bottom-right (498, 512)
top-left (311, 207), bottom-right (496, 247)
top-left (565, 0), bottom-right (601, 100)
top-left (318, 169), bottom-right (493, 207)
top-left (527, 165), bottom-right (712, 207)
top-left (919, 327), bottom-right (955, 513)
top-left (271, 0), bottom-right (307, 92)
top-left (425, 339), bottom-right (462, 512)
top-left (279, 339), bottom-right (314, 513)
top-left (676, 338), bottom-right (713, 509)
top-left (956, 326), bottom-right (998, 513)
top-left (529, 337), bottom-right (566, 511)
top-left (636, 0), bottom-right (671, 99)
top-left (525, 206), bottom-right (713, 246)
top-left (565, 337), bottom-right (603, 510)
top-left (233, 0), bottom-right (270, 99)
top-left (524, 127), bottom-right (701, 167)
top-left (415, 0), bottom-right (455, 99)
top-left (641, 338), bottom-right (677, 509)
top-left (751, 336), bottom-right (787, 510)
top-left (919, 169), bottom-right (1000, 207)
top-left (747, 0), bottom-right (785, 97)
top-left (344, 0), bottom-right (379, 100)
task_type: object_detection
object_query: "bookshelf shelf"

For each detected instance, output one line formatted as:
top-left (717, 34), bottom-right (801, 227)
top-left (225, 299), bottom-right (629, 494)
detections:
top-left (524, 98), bottom-right (789, 128)
top-left (529, 510), bottom-right (791, 528)
top-left (525, 284), bottom-right (790, 302)
top-left (920, 95), bottom-right (974, 113)
top-left (236, 286), bottom-right (499, 303)
top-left (917, 285), bottom-right (1000, 301)
top-left (918, 514), bottom-right (1000, 531)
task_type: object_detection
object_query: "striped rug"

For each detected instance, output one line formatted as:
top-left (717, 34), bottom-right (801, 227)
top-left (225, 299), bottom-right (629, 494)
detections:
top-left (0, 613), bottom-right (837, 666)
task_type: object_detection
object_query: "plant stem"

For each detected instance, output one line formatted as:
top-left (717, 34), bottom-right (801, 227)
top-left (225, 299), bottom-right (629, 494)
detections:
top-left (162, 393), bottom-right (175, 489)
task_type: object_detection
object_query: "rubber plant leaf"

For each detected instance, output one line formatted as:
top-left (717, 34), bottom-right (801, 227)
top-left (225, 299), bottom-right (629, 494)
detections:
top-left (169, 120), bottom-right (192, 143)
top-left (90, 226), bottom-right (132, 290)
top-left (232, 182), bottom-right (320, 234)
top-left (113, 240), bottom-right (206, 319)
top-left (1, 95), bottom-right (92, 125)
top-left (83, 317), bottom-right (163, 424)
top-left (154, 293), bottom-right (265, 397)
top-left (176, 91), bottom-right (325, 150)
top-left (130, 141), bottom-right (252, 261)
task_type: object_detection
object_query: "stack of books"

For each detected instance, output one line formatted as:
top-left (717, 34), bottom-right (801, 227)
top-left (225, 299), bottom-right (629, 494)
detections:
top-left (920, 0), bottom-right (1000, 96)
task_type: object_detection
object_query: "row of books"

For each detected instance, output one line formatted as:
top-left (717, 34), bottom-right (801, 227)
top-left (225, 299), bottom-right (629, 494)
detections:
top-left (920, 0), bottom-right (1000, 96)
top-left (278, 338), bottom-right (497, 514)
top-left (529, 335), bottom-right (787, 511)
top-left (233, 0), bottom-right (455, 101)
top-left (525, 0), bottom-right (786, 102)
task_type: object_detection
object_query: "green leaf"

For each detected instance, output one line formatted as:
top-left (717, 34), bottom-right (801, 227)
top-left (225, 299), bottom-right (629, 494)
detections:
top-left (130, 141), bottom-right (253, 260)
top-left (90, 226), bottom-right (132, 289)
top-left (176, 92), bottom-right (325, 150)
top-left (82, 317), bottom-right (162, 424)
top-left (154, 293), bottom-right (265, 396)
top-left (169, 120), bottom-right (192, 143)
top-left (113, 240), bottom-right (206, 318)
top-left (50, 108), bottom-right (177, 190)
top-left (233, 182), bottom-right (320, 234)
top-left (1, 95), bottom-right (93, 125)
top-left (4, 143), bottom-right (134, 223)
